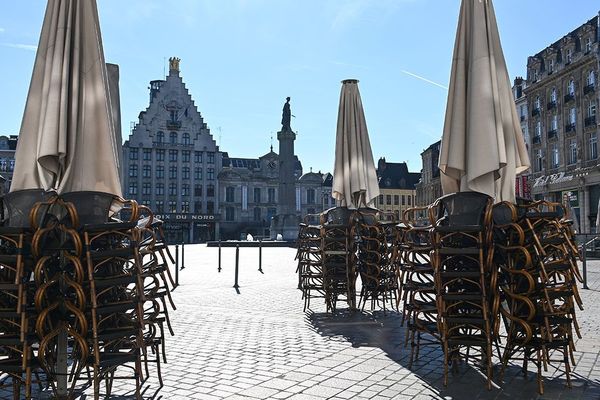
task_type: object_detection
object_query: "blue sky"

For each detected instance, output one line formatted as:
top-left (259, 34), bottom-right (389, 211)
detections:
top-left (0, 1), bottom-right (599, 174)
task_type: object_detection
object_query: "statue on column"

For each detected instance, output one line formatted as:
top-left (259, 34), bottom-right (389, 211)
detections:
top-left (281, 97), bottom-right (291, 131)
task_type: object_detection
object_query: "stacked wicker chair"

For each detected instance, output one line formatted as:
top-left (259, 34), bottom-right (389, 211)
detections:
top-left (398, 206), bottom-right (440, 368)
top-left (296, 213), bottom-right (324, 311)
top-left (320, 207), bottom-right (357, 312)
top-left (429, 192), bottom-right (497, 390)
top-left (354, 209), bottom-right (399, 313)
top-left (494, 199), bottom-right (582, 394)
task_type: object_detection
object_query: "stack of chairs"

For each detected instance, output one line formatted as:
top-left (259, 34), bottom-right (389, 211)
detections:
top-left (295, 213), bottom-right (323, 311)
top-left (429, 192), bottom-right (497, 390)
top-left (398, 205), bottom-right (439, 368)
top-left (354, 209), bottom-right (399, 313)
top-left (494, 199), bottom-right (582, 394)
top-left (0, 189), bottom-right (55, 399)
top-left (320, 207), bottom-right (356, 312)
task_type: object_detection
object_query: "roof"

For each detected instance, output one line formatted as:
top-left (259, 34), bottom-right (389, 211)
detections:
top-left (376, 159), bottom-right (421, 190)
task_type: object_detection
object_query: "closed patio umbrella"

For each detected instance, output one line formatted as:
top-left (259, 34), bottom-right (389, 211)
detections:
top-left (332, 79), bottom-right (380, 209)
top-left (439, 0), bottom-right (529, 203)
top-left (10, 0), bottom-right (122, 197)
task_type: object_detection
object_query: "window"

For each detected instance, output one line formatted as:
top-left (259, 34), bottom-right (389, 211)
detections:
top-left (568, 79), bottom-right (575, 95)
top-left (588, 100), bottom-right (597, 117)
top-left (207, 184), bottom-right (215, 197)
top-left (520, 105), bottom-right (526, 118)
top-left (551, 115), bottom-right (558, 131)
top-left (142, 165), bottom-right (151, 178)
top-left (591, 133), bottom-right (598, 160)
top-left (550, 88), bottom-right (557, 103)
top-left (182, 133), bottom-right (190, 145)
top-left (268, 188), bottom-right (276, 203)
top-left (402, 195), bottom-right (406, 206)
top-left (182, 167), bottom-right (190, 179)
top-left (182, 151), bottom-right (190, 163)
top-left (129, 148), bottom-right (138, 160)
top-left (535, 121), bottom-right (542, 137)
top-left (534, 96), bottom-right (540, 110)
top-left (156, 131), bottom-right (164, 143)
top-left (169, 166), bottom-right (177, 179)
top-left (128, 182), bottom-right (137, 195)
top-left (253, 207), bottom-right (262, 222)
top-left (155, 200), bottom-right (164, 213)
top-left (254, 188), bottom-right (261, 203)
top-left (408, 195), bottom-right (412, 206)
top-left (307, 189), bottom-right (315, 204)
top-left (142, 182), bottom-right (151, 195)
top-left (170, 110), bottom-right (178, 122)
top-left (170, 132), bottom-right (177, 145)
top-left (379, 194), bottom-right (384, 205)
top-left (568, 140), bottom-right (577, 165)
top-left (182, 184), bottom-right (190, 196)
top-left (548, 59), bottom-right (554, 73)
top-left (386, 195), bottom-right (392, 205)
top-left (585, 37), bottom-right (592, 53)
top-left (156, 183), bottom-right (164, 195)
top-left (588, 70), bottom-right (596, 87)
top-left (181, 201), bottom-right (190, 213)
top-left (156, 149), bottom-right (165, 161)
top-left (169, 201), bottom-right (177, 213)
top-left (207, 168), bottom-right (215, 180)
top-left (169, 183), bottom-right (177, 196)
top-left (143, 148), bottom-right (152, 161)
top-left (194, 201), bottom-right (202, 212)
top-left (194, 185), bottom-right (202, 197)
top-left (169, 150), bottom-right (178, 162)
top-left (535, 149), bottom-right (543, 172)
top-left (207, 201), bottom-right (214, 214)
top-left (156, 165), bottom-right (164, 179)
top-left (194, 151), bottom-right (203, 163)
top-left (566, 48), bottom-right (572, 63)
top-left (394, 195), bottom-right (399, 205)
top-left (225, 207), bottom-right (235, 221)
top-left (226, 187), bottom-right (235, 202)
top-left (207, 152), bottom-right (215, 164)
top-left (194, 167), bottom-right (202, 180)
top-left (266, 207), bottom-right (276, 220)
top-left (570, 107), bottom-right (577, 124)
top-left (8, 159), bottom-right (14, 171)
top-left (128, 164), bottom-right (138, 177)
top-left (551, 144), bottom-right (559, 168)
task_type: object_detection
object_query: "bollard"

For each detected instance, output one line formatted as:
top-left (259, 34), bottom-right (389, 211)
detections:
top-left (233, 244), bottom-right (240, 290)
top-left (258, 240), bottom-right (263, 273)
top-left (582, 244), bottom-right (589, 290)
top-left (218, 240), bottom-right (222, 273)
top-left (175, 245), bottom-right (180, 288)
top-left (181, 242), bottom-right (185, 270)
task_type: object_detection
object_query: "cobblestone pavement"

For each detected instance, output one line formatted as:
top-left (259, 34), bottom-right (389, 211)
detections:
top-left (4, 244), bottom-right (600, 399)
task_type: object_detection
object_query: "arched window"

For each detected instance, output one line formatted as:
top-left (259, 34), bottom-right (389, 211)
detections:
top-left (156, 131), bottom-right (164, 143)
top-left (170, 132), bottom-right (177, 144)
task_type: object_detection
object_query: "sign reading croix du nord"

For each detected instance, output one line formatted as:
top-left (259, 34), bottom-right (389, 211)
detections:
top-left (153, 214), bottom-right (218, 221)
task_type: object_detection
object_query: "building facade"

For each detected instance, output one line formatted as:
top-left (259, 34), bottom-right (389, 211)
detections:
top-left (0, 135), bottom-right (17, 194)
top-left (122, 58), bottom-right (222, 243)
top-left (524, 13), bottom-right (599, 232)
top-left (372, 158), bottom-right (421, 220)
top-left (217, 149), bottom-right (331, 239)
top-left (415, 141), bottom-right (442, 207)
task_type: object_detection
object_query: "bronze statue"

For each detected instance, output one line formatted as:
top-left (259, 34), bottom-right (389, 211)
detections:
top-left (281, 97), bottom-right (291, 131)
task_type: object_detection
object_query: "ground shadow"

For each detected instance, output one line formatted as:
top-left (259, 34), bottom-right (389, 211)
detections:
top-left (306, 309), bottom-right (600, 399)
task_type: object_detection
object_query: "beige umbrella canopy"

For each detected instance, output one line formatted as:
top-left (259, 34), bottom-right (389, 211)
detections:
top-left (332, 79), bottom-right (380, 209)
top-left (439, 0), bottom-right (529, 203)
top-left (10, 0), bottom-right (122, 197)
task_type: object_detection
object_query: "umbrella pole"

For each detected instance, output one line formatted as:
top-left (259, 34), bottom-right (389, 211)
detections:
top-left (57, 326), bottom-right (68, 398)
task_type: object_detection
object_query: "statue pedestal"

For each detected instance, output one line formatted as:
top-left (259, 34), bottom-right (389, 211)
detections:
top-left (270, 213), bottom-right (300, 241)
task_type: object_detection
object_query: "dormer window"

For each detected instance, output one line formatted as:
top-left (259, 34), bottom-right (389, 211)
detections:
top-left (548, 59), bottom-right (554, 73)
top-left (566, 48), bottom-right (573, 63)
top-left (585, 37), bottom-right (592, 53)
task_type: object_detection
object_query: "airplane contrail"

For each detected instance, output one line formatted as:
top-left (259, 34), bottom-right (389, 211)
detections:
top-left (401, 69), bottom-right (448, 90)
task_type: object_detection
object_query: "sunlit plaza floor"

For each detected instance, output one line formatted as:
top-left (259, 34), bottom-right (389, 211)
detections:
top-left (3, 244), bottom-right (600, 399)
